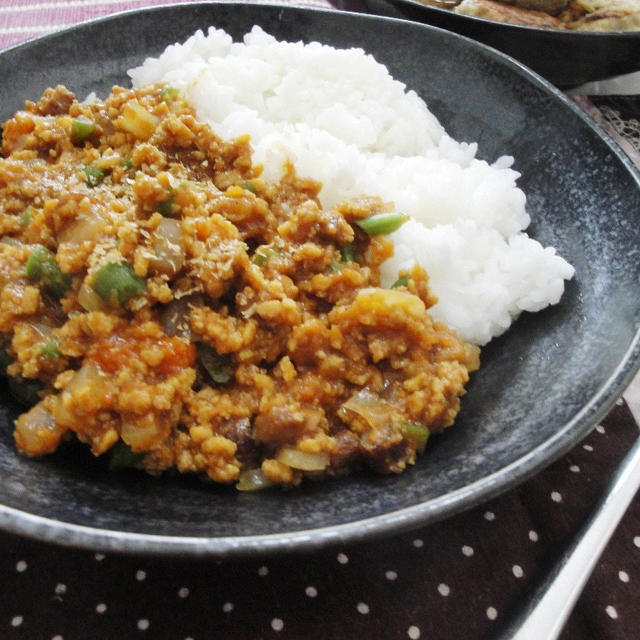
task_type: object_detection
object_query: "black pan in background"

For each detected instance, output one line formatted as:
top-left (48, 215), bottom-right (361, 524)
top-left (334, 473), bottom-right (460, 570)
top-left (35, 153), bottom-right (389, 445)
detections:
top-left (341, 0), bottom-right (640, 88)
top-left (0, 3), bottom-right (639, 557)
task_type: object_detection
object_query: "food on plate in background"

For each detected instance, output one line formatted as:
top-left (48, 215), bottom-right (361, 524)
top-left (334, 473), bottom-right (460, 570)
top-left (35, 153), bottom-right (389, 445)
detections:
top-left (429, 0), bottom-right (640, 30)
top-left (454, 0), bottom-right (568, 26)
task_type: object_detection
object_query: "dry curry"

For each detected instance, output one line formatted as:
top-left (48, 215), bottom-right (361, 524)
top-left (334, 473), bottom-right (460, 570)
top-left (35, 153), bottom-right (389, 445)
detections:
top-left (0, 84), bottom-right (479, 489)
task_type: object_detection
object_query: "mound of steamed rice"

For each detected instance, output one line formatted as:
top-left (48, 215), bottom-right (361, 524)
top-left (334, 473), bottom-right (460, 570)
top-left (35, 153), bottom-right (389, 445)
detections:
top-left (128, 26), bottom-right (574, 345)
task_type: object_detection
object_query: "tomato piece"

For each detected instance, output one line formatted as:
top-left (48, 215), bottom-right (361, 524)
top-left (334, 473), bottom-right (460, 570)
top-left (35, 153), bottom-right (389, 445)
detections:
top-left (88, 334), bottom-right (195, 375)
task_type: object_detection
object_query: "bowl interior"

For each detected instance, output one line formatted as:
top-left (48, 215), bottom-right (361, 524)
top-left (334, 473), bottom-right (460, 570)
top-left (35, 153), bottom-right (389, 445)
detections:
top-left (0, 3), bottom-right (639, 555)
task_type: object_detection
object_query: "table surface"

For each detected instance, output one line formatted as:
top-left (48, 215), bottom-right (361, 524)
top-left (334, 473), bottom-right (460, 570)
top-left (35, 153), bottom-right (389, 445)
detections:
top-left (1, 2), bottom-right (640, 639)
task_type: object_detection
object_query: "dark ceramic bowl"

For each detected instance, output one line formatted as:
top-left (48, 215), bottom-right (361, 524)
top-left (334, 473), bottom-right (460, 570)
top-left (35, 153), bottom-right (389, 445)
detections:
top-left (0, 3), bottom-right (639, 557)
top-left (350, 0), bottom-right (640, 88)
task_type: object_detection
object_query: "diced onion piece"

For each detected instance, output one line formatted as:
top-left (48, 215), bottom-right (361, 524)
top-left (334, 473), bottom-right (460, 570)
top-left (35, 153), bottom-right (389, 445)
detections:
top-left (78, 280), bottom-right (106, 311)
top-left (59, 214), bottom-right (105, 245)
top-left (31, 322), bottom-right (52, 338)
top-left (236, 468), bottom-right (274, 491)
top-left (14, 402), bottom-right (66, 456)
top-left (66, 361), bottom-right (104, 394)
top-left (117, 101), bottom-right (159, 140)
top-left (276, 447), bottom-right (329, 471)
top-left (55, 361), bottom-right (108, 427)
top-left (152, 218), bottom-right (185, 275)
top-left (160, 297), bottom-right (192, 338)
top-left (342, 388), bottom-right (395, 430)
top-left (121, 419), bottom-right (160, 451)
top-left (0, 237), bottom-right (23, 246)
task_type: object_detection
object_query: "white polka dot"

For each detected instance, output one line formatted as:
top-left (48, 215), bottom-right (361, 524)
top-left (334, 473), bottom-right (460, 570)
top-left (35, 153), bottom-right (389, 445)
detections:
top-left (487, 607), bottom-right (498, 620)
top-left (484, 511), bottom-right (496, 521)
top-left (357, 602), bottom-right (370, 614)
top-left (551, 491), bottom-right (563, 503)
top-left (52, 635), bottom-right (63, 640)
top-left (437, 583), bottom-right (450, 596)
top-left (96, 603), bottom-right (107, 614)
top-left (11, 616), bottom-right (23, 627)
top-left (616, 398), bottom-right (624, 406)
top-left (634, 536), bottom-right (640, 548)
top-left (462, 545), bottom-right (474, 557)
top-left (15, 560), bottom-right (27, 573)
top-left (385, 570), bottom-right (398, 581)
top-left (408, 625), bottom-right (421, 639)
top-left (596, 424), bottom-right (605, 434)
top-left (135, 570), bottom-right (146, 581)
top-left (305, 586), bottom-right (318, 598)
top-left (55, 583), bottom-right (67, 595)
top-left (222, 602), bottom-right (234, 613)
top-left (583, 444), bottom-right (594, 452)
top-left (412, 538), bottom-right (424, 548)
top-left (529, 530), bottom-right (539, 542)
top-left (512, 565), bottom-right (524, 578)
top-left (137, 619), bottom-right (150, 631)
top-left (570, 464), bottom-right (580, 473)
top-left (178, 587), bottom-right (190, 599)
top-left (271, 618), bottom-right (284, 632)
top-left (337, 552), bottom-right (349, 564)
top-left (606, 605), bottom-right (618, 619)
top-left (619, 571), bottom-right (630, 583)
top-left (94, 553), bottom-right (105, 561)
top-left (257, 565), bottom-right (269, 577)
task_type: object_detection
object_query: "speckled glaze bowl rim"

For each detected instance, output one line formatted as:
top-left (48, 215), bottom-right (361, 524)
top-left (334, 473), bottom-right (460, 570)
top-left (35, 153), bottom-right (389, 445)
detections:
top-left (0, 3), bottom-right (639, 557)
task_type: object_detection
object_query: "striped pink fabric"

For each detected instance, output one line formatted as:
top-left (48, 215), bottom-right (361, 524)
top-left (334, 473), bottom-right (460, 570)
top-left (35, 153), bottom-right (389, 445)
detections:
top-left (0, 0), bottom-right (334, 50)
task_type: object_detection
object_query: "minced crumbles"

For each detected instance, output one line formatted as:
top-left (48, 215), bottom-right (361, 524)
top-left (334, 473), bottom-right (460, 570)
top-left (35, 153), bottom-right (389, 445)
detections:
top-left (0, 84), bottom-right (479, 489)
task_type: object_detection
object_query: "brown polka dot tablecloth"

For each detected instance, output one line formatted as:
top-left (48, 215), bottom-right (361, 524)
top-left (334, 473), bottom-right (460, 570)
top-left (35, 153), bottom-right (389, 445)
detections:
top-left (2, 2), bottom-right (640, 640)
top-left (2, 399), bottom-right (640, 640)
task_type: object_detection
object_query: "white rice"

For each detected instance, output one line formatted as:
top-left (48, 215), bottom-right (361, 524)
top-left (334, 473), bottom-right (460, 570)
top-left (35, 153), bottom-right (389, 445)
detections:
top-left (128, 26), bottom-right (574, 345)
